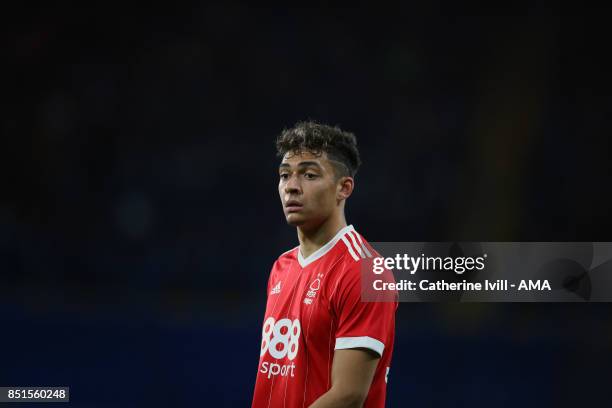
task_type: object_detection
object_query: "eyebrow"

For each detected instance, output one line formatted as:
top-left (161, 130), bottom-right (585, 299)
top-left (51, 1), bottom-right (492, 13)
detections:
top-left (278, 161), bottom-right (323, 170)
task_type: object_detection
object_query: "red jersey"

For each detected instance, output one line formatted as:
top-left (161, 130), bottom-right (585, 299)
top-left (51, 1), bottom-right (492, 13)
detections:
top-left (252, 225), bottom-right (397, 408)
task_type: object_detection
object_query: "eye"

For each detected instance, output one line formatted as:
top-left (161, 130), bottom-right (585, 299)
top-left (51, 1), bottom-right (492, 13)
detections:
top-left (304, 173), bottom-right (318, 180)
top-left (279, 173), bottom-right (289, 180)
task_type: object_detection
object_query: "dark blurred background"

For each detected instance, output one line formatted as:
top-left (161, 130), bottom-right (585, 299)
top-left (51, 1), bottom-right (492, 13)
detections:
top-left (2, 6), bottom-right (612, 407)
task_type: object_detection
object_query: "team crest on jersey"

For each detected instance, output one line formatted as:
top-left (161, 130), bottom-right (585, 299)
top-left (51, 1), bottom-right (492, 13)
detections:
top-left (304, 273), bottom-right (324, 305)
top-left (270, 281), bottom-right (282, 295)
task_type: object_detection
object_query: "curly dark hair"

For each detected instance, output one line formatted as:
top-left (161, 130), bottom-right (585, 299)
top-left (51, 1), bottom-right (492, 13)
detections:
top-left (276, 121), bottom-right (362, 178)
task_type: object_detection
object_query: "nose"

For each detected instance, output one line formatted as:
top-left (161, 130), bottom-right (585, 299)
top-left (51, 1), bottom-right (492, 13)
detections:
top-left (284, 173), bottom-right (301, 195)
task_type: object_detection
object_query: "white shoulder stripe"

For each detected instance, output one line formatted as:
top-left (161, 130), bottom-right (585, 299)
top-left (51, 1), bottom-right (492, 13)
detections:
top-left (335, 336), bottom-right (385, 357)
top-left (347, 230), bottom-right (364, 258)
top-left (340, 236), bottom-right (360, 261)
top-left (353, 231), bottom-right (372, 258)
top-left (348, 230), bottom-right (372, 259)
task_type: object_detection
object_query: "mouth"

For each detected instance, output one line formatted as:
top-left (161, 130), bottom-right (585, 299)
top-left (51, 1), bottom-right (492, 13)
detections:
top-left (285, 200), bottom-right (303, 213)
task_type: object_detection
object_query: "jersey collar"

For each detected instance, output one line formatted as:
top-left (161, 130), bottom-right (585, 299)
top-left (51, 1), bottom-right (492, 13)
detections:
top-left (297, 224), bottom-right (355, 268)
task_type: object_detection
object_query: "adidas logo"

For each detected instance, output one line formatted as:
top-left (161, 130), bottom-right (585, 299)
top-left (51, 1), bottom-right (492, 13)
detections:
top-left (270, 282), bottom-right (282, 295)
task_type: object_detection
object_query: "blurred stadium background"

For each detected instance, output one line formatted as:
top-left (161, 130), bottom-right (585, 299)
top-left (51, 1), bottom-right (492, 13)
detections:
top-left (2, 6), bottom-right (612, 407)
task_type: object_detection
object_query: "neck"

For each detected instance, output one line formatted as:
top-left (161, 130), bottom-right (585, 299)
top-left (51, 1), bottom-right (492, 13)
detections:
top-left (297, 213), bottom-right (347, 259)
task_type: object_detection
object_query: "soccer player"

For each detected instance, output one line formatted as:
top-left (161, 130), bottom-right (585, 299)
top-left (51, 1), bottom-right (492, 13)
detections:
top-left (252, 122), bottom-right (397, 407)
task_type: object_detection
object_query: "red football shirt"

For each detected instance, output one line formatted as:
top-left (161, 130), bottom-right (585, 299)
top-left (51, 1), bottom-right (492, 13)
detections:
top-left (252, 225), bottom-right (397, 408)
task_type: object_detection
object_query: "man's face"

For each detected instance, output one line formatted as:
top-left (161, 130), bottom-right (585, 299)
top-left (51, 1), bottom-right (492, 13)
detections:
top-left (278, 150), bottom-right (340, 229)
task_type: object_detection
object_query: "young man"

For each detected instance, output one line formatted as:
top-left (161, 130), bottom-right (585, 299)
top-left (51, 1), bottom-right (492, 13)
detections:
top-left (251, 122), bottom-right (397, 407)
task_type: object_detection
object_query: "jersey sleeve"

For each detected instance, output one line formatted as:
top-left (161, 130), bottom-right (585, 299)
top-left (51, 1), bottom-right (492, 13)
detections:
top-left (330, 259), bottom-right (397, 357)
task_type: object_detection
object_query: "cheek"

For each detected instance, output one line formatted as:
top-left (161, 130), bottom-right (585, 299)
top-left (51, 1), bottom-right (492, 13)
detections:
top-left (278, 180), bottom-right (288, 195)
top-left (311, 183), bottom-right (337, 207)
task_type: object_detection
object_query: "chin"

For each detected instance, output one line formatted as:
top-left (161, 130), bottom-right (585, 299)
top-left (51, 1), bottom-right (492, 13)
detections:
top-left (285, 215), bottom-right (305, 226)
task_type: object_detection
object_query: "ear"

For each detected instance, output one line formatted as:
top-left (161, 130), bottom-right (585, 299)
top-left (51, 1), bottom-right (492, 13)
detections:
top-left (336, 176), bottom-right (354, 201)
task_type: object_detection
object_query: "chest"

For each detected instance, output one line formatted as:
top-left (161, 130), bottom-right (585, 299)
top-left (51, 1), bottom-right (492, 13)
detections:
top-left (265, 267), bottom-right (336, 345)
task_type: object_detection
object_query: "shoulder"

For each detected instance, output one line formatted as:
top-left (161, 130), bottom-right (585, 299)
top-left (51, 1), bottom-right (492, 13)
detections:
top-left (336, 226), bottom-right (377, 272)
top-left (328, 226), bottom-right (377, 291)
top-left (278, 245), bottom-right (298, 261)
top-left (274, 246), bottom-right (299, 269)
top-left (266, 246), bottom-right (298, 290)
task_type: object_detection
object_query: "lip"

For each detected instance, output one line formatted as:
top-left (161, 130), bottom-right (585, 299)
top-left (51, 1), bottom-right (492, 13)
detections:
top-left (285, 200), bottom-right (303, 212)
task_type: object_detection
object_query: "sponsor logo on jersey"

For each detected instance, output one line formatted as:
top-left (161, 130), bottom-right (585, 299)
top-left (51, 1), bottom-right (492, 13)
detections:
top-left (259, 317), bottom-right (301, 380)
